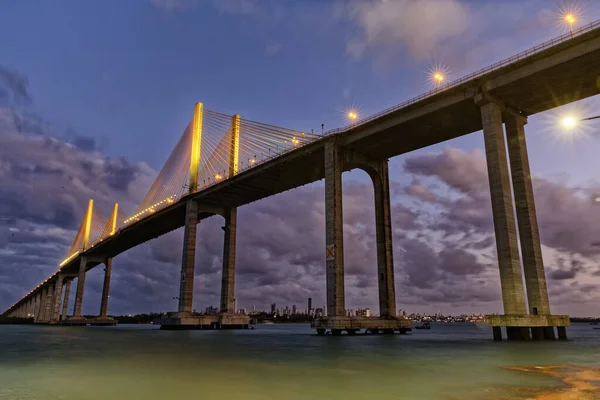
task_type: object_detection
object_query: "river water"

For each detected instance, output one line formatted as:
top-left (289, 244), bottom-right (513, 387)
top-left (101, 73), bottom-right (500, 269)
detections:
top-left (0, 323), bottom-right (599, 400)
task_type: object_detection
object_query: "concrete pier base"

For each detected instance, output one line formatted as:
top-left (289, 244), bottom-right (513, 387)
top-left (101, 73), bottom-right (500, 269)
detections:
top-left (62, 317), bottom-right (90, 326)
top-left (159, 313), bottom-right (249, 330)
top-left (90, 316), bottom-right (117, 326)
top-left (486, 314), bottom-right (569, 340)
top-left (311, 316), bottom-right (412, 335)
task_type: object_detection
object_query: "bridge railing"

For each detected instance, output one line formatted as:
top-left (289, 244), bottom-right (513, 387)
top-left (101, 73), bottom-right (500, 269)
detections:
top-left (324, 20), bottom-right (600, 136)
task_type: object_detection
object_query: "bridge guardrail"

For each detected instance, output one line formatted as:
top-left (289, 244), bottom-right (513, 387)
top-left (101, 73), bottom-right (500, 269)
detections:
top-left (324, 20), bottom-right (600, 136)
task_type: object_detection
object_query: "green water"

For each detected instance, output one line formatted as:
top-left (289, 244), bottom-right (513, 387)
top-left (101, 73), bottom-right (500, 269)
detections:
top-left (0, 323), bottom-right (598, 399)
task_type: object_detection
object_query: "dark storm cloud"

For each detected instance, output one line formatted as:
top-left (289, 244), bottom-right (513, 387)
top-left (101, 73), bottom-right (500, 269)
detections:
top-left (404, 147), bottom-right (488, 198)
top-left (404, 147), bottom-right (600, 258)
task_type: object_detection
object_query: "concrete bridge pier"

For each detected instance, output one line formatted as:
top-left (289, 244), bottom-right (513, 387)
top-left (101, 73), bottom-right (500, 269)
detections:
top-left (92, 258), bottom-right (116, 326)
top-left (217, 207), bottom-right (249, 329)
top-left (476, 94), bottom-right (569, 340)
top-left (48, 273), bottom-right (64, 324)
top-left (311, 141), bottom-right (411, 336)
top-left (65, 256), bottom-right (89, 325)
top-left (61, 279), bottom-right (72, 321)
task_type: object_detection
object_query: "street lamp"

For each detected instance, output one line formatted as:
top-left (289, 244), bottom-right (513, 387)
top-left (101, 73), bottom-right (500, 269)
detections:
top-left (565, 13), bottom-right (575, 35)
top-left (560, 114), bottom-right (600, 131)
top-left (433, 72), bottom-right (444, 88)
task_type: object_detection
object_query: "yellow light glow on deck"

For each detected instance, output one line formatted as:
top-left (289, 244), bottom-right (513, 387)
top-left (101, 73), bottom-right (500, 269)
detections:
top-left (59, 251), bottom-right (80, 267)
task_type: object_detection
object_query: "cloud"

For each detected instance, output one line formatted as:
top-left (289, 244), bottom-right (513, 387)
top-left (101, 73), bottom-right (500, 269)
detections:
top-left (150, 0), bottom-right (197, 12)
top-left (345, 0), bottom-right (470, 60)
top-left (0, 66), bottom-right (32, 107)
top-left (264, 44), bottom-right (282, 55)
top-left (212, 0), bottom-right (257, 15)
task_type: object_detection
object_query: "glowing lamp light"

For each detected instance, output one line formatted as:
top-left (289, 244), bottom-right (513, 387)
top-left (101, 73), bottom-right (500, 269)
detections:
top-left (347, 111), bottom-right (358, 121)
top-left (434, 72), bottom-right (444, 83)
top-left (292, 138), bottom-right (299, 145)
top-left (565, 13), bottom-right (575, 24)
top-left (215, 174), bottom-right (222, 180)
top-left (249, 159), bottom-right (256, 164)
top-left (561, 116), bottom-right (577, 130)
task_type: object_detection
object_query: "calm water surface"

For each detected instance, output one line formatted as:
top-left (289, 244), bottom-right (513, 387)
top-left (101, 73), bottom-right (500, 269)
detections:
top-left (1, 323), bottom-right (599, 400)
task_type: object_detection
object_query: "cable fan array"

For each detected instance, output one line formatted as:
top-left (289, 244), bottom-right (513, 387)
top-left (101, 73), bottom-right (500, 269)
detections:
top-left (123, 107), bottom-right (319, 226)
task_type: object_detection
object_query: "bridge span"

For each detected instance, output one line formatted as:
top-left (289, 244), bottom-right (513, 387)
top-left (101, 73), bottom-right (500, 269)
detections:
top-left (5, 21), bottom-right (600, 339)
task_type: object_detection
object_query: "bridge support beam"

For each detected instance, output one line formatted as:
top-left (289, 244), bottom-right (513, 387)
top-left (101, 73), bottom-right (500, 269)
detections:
top-left (41, 282), bottom-right (56, 323)
top-left (49, 274), bottom-right (64, 324)
top-left (92, 258), bottom-right (116, 326)
top-left (324, 140), bottom-right (345, 318)
top-left (100, 259), bottom-right (113, 317)
top-left (369, 159), bottom-right (396, 318)
top-left (61, 279), bottom-right (72, 320)
top-left (70, 256), bottom-right (88, 321)
top-left (479, 99), bottom-right (528, 316)
top-left (505, 115), bottom-right (551, 316)
top-left (220, 208), bottom-right (237, 314)
top-left (34, 292), bottom-right (42, 322)
top-left (311, 141), bottom-right (411, 336)
top-left (476, 94), bottom-right (569, 340)
top-left (216, 207), bottom-right (249, 329)
top-left (178, 200), bottom-right (199, 315)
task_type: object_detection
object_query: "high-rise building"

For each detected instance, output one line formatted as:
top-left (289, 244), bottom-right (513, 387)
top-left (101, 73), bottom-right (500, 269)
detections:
top-left (252, 304), bottom-right (256, 313)
top-left (271, 303), bottom-right (276, 314)
top-left (292, 305), bottom-right (297, 315)
top-left (307, 297), bottom-right (312, 315)
top-left (233, 298), bottom-right (237, 313)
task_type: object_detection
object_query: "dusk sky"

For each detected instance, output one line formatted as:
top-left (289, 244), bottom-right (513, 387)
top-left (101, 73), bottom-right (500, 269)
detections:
top-left (1, 0), bottom-right (600, 317)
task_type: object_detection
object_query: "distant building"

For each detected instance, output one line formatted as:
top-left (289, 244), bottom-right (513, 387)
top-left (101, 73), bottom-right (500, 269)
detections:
top-left (233, 298), bottom-right (237, 313)
top-left (307, 297), bottom-right (312, 315)
top-left (292, 305), bottom-right (297, 315)
top-left (271, 303), bottom-right (276, 314)
top-left (356, 308), bottom-right (370, 317)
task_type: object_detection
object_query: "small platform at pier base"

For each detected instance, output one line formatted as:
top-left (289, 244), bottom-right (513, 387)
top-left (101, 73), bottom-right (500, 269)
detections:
top-left (485, 314), bottom-right (570, 341)
top-left (61, 317), bottom-right (90, 326)
top-left (311, 316), bottom-right (412, 336)
top-left (90, 317), bottom-right (117, 326)
top-left (159, 313), bottom-right (249, 330)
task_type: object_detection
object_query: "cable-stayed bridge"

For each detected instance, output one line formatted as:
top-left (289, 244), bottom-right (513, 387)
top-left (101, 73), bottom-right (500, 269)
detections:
top-left (5, 21), bottom-right (600, 339)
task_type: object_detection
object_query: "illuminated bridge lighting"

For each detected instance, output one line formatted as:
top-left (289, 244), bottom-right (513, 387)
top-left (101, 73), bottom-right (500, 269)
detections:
top-left (124, 195), bottom-right (178, 224)
top-left (59, 251), bottom-right (80, 267)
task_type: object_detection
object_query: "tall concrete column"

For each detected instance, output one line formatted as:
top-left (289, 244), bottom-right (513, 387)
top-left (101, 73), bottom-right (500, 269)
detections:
top-left (479, 100), bottom-right (527, 315)
top-left (220, 207), bottom-right (237, 314)
top-left (38, 287), bottom-right (48, 322)
top-left (34, 292), bottom-right (42, 321)
top-left (505, 115), bottom-right (551, 316)
top-left (72, 256), bottom-right (87, 318)
top-left (371, 160), bottom-right (397, 317)
top-left (61, 280), bottom-right (72, 320)
top-left (324, 141), bottom-right (345, 317)
top-left (178, 200), bottom-right (199, 314)
top-left (50, 274), bottom-right (64, 323)
top-left (43, 282), bottom-right (55, 322)
top-left (99, 259), bottom-right (113, 317)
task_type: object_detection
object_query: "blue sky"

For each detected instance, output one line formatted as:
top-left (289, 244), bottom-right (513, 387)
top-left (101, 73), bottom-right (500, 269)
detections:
top-left (1, 0), bottom-right (600, 316)
top-left (2, 0), bottom-right (598, 171)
